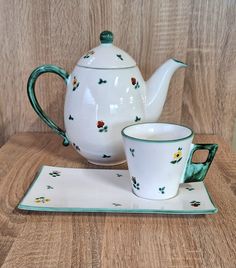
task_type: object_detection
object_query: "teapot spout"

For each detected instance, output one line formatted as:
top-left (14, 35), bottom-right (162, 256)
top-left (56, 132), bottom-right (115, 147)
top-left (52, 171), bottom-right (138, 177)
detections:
top-left (145, 58), bottom-right (187, 121)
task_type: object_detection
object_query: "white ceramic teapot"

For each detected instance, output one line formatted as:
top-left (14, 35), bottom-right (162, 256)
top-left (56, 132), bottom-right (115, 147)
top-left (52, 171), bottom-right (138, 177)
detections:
top-left (27, 31), bottom-right (187, 165)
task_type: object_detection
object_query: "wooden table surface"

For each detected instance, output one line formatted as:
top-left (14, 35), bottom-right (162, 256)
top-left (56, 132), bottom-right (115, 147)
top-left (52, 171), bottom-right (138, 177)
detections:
top-left (0, 133), bottom-right (235, 267)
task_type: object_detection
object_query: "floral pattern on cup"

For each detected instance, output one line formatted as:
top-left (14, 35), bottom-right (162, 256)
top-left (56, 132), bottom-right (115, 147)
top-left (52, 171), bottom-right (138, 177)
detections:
top-left (159, 187), bottom-right (165, 194)
top-left (171, 147), bottom-right (182, 164)
top-left (132, 176), bottom-right (140, 190)
top-left (72, 76), bottom-right (80, 91)
top-left (135, 116), bottom-right (141, 122)
top-left (97, 120), bottom-right (108, 132)
top-left (83, 50), bottom-right (95, 58)
top-left (35, 197), bottom-right (50, 204)
top-left (131, 77), bottom-right (140, 89)
top-left (130, 148), bottom-right (135, 157)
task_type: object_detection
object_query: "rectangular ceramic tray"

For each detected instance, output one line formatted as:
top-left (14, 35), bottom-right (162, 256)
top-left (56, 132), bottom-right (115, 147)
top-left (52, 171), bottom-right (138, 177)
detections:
top-left (18, 166), bottom-right (218, 214)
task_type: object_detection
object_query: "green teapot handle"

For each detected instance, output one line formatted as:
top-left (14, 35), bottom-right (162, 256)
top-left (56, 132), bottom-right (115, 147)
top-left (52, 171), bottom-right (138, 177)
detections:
top-left (27, 64), bottom-right (70, 146)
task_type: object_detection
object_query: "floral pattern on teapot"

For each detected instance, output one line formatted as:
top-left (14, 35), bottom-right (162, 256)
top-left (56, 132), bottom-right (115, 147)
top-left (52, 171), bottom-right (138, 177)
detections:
top-left (72, 76), bottom-right (80, 91)
top-left (131, 77), bottom-right (140, 89)
top-left (134, 116), bottom-right (141, 122)
top-left (97, 120), bottom-right (108, 132)
top-left (83, 50), bottom-right (95, 59)
top-left (69, 115), bottom-right (74, 120)
top-left (98, 78), bottom-right (107, 84)
top-left (116, 54), bottom-right (123, 60)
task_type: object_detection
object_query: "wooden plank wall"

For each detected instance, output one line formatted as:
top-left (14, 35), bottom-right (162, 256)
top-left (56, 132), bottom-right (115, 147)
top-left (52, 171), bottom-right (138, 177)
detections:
top-left (0, 0), bottom-right (235, 146)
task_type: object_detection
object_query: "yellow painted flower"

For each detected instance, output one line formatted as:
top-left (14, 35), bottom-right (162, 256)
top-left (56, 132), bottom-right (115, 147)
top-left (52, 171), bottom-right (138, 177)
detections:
top-left (35, 197), bottom-right (50, 204)
top-left (171, 147), bottom-right (183, 164)
top-left (173, 149), bottom-right (182, 160)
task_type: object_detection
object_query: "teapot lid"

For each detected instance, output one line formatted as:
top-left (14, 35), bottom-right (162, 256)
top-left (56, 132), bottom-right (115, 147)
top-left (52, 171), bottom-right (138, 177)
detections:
top-left (77, 31), bottom-right (136, 69)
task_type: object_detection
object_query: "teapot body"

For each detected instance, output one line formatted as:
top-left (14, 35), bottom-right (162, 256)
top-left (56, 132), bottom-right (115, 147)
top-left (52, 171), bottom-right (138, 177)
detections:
top-left (27, 31), bottom-right (186, 166)
top-left (64, 66), bottom-right (146, 165)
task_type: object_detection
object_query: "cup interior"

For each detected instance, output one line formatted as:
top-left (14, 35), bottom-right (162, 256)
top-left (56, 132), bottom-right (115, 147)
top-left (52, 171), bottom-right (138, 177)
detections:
top-left (122, 123), bottom-right (193, 142)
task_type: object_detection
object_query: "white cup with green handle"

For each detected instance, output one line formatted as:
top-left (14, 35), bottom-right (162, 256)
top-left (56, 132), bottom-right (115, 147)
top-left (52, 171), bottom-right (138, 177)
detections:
top-left (122, 123), bottom-right (218, 200)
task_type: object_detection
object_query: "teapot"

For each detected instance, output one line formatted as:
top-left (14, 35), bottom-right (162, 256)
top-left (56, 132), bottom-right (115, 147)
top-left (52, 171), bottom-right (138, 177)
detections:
top-left (27, 31), bottom-right (187, 165)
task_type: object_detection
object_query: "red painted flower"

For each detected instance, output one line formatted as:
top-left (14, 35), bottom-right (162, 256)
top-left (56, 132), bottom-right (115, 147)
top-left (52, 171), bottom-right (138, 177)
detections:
top-left (131, 77), bottom-right (136, 85)
top-left (73, 76), bottom-right (77, 86)
top-left (97, 120), bottom-right (105, 128)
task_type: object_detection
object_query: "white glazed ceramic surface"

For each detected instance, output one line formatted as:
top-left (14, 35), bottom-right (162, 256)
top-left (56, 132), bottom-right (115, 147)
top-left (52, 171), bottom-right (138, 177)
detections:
top-left (64, 66), bottom-right (146, 165)
top-left (122, 123), bottom-right (194, 200)
top-left (77, 43), bottom-right (136, 69)
top-left (18, 166), bottom-right (217, 214)
top-left (27, 31), bottom-right (187, 165)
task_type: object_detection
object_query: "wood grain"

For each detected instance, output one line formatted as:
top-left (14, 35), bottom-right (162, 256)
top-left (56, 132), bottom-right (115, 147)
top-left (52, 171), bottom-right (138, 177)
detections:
top-left (0, 0), bottom-right (235, 147)
top-left (0, 133), bottom-right (235, 267)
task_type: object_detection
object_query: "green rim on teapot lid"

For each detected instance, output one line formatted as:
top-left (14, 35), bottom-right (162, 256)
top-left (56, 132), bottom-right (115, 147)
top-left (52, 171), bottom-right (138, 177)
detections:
top-left (100, 31), bottom-right (113, 44)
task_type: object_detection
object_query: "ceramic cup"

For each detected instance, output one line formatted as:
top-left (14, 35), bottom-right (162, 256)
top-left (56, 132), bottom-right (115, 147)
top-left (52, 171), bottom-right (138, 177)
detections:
top-left (122, 123), bottom-right (218, 200)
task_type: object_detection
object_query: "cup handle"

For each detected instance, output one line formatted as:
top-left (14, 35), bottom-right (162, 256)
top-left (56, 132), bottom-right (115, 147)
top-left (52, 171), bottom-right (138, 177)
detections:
top-left (183, 144), bottom-right (218, 183)
top-left (27, 64), bottom-right (70, 146)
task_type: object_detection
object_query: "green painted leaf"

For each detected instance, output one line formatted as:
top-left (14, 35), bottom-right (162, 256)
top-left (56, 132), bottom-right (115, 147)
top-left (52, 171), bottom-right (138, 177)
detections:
top-left (177, 157), bottom-right (182, 163)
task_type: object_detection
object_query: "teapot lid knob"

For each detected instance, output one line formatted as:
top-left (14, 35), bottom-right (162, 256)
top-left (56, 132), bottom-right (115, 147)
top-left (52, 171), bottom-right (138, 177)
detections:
top-left (100, 31), bottom-right (113, 44)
